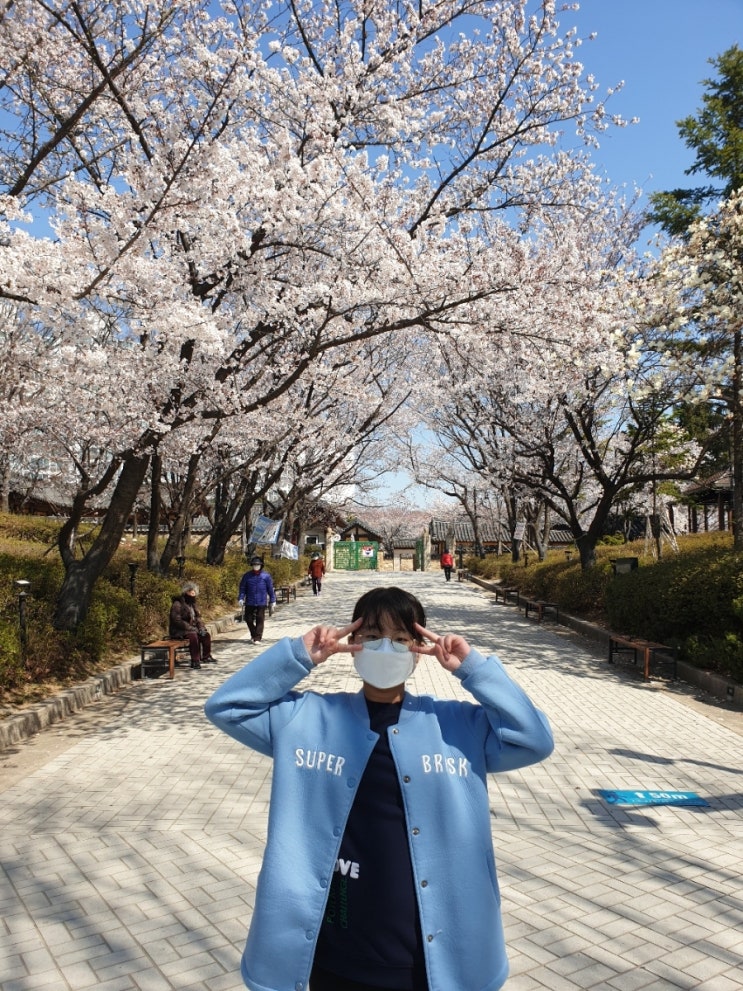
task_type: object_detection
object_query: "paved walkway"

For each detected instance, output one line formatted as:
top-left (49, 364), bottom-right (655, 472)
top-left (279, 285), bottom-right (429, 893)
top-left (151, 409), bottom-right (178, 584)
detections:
top-left (1, 571), bottom-right (742, 991)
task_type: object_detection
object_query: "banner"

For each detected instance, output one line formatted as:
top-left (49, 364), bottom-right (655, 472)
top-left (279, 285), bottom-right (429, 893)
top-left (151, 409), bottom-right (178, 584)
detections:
top-left (279, 540), bottom-right (299, 560)
top-left (249, 514), bottom-right (282, 544)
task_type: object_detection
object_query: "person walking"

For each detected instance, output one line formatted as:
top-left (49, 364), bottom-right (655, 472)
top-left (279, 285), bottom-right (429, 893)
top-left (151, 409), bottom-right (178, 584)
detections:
top-left (168, 582), bottom-right (215, 669)
top-left (439, 547), bottom-right (454, 582)
top-left (238, 555), bottom-right (277, 644)
top-left (205, 585), bottom-right (553, 991)
top-left (308, 552), bottom-right (326, 596)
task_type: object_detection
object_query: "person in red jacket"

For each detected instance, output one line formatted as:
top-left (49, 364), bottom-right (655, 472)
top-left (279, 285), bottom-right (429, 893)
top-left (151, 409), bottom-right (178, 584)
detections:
top-left (308, 552), bottom-right (326, 596)
top-left (440, 548), bottom-right (454, 582)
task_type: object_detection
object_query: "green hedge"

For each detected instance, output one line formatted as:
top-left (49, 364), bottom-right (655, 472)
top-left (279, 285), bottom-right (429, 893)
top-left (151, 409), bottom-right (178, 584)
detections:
top-left (467, 534), bottom-right (743, 683)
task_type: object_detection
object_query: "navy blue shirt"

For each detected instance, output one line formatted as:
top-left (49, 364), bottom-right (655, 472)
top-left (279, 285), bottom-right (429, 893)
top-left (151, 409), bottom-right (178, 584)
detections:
top-left (313, 699), bottom-right (427, 989)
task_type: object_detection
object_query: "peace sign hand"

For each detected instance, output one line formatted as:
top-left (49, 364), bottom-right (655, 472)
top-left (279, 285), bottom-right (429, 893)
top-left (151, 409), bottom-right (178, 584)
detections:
top-left (303, 619), bottom-right (363, 666)
top-left (412, 623), bottom-right (470, 672)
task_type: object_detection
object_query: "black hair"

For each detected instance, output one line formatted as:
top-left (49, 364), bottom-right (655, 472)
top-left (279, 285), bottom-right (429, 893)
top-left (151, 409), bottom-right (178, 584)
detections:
top-left (351, 587), bottom-right (426, 642)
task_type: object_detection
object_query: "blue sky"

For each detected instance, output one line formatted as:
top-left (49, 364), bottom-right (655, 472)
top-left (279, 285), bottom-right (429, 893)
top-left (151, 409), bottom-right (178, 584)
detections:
top-left (559, 0), bottom-right (742, 207)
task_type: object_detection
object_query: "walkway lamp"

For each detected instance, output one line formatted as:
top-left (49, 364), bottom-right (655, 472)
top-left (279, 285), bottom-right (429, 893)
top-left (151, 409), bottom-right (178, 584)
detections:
top-left (128, 561), bottom-right (139, 596)
top-left (14, 579), bottom-right (31, 664)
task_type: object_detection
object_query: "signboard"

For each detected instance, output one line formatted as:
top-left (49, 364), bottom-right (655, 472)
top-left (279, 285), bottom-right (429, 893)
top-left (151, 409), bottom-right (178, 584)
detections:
top-left (513, 522), bottom-right (526, 541)
top-left (334, 540), bottom-right (379, 571)
top-left (598, 790), bottom-right (709, 808)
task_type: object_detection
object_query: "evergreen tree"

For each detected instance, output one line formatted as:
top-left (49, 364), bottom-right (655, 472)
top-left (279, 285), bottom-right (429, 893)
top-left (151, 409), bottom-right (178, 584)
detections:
top-left (648, 46), bottom-right (743, 546)
top-left (647, 45), bottom-right (743, 237)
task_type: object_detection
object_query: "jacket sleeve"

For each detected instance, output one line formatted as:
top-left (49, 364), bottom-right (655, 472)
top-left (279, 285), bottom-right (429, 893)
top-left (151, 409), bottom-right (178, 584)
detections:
top-left (264, 573), bottom-right (276, 603)
top-left (453, 648), bottom-right (554, 772)
top-left (203, 637), bottom-right (313, 757)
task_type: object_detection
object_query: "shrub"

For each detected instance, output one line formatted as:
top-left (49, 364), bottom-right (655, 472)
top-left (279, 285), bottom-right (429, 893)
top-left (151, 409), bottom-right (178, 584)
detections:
top-left (683, 633), bottom-right (743, 683)
top-left (467, 534), bottom-right (743, 681)
top-left (0, 620), bottom-right (24, 690)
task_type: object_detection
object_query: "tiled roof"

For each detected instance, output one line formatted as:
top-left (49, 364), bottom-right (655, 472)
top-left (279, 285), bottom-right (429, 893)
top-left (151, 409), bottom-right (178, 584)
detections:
top-left (430, 518), bottom-right (574, 545)
top-left (683, 469), bottom-right (732, 495)
top-left (429, 519), bottom-right (507, 542)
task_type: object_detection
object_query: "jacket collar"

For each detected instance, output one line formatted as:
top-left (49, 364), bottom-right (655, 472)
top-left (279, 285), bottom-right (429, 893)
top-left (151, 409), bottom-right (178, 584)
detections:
top-left (348, 688), bottom-right (422, 723)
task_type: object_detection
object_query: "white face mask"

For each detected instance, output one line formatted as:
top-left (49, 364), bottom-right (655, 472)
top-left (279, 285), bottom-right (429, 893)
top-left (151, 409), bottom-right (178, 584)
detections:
top-left (353, 638), bottom-right (416, 689)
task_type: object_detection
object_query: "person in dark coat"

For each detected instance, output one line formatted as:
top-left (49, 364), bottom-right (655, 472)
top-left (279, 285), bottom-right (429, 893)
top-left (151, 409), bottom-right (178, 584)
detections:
top-left (169, 582), bottom-right (215, 669)
top-left (238, 556), bottom-right (277, 644)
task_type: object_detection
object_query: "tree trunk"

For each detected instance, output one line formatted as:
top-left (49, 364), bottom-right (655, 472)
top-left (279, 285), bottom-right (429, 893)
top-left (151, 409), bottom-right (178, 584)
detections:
top-left (206, 476), bottom-right (254, 565)
top-left (53, 452), bottom-right (150, 630)
top-left (159, 451), bottom-right (202, 574)
top-left (147, 452), bottom-right (163, 572)
top-left (576, 532), bottom-right (597, 569)
top-left (733, 328), bottom-right (743, 550)
top-left (207, 501), bottom-right (251, 565)
top-left (0, 452), bottom-right (10, 513)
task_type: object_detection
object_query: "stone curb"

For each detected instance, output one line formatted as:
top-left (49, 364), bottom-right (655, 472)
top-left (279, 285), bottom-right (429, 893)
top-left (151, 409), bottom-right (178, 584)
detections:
top-left (468, 574), bottom-right (743, 710)
top-left (0, 661), bottom-right (136, 751)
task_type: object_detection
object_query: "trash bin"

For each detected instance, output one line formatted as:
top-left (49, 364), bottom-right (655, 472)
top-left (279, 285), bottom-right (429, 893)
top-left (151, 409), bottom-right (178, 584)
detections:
top-left (611, 557), bottom-right (638, 575)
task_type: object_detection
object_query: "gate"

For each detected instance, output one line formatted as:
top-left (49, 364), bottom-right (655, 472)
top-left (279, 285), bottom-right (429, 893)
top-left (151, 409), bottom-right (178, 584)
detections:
top-left (333, 540), bottom-right (379, 571)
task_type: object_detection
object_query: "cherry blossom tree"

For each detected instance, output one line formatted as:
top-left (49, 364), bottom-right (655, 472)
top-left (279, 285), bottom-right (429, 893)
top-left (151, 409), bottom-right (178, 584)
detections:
top-left (0, 0), bottom-right (630, 626)
top-left (411, 197), bottom-right (706, 567)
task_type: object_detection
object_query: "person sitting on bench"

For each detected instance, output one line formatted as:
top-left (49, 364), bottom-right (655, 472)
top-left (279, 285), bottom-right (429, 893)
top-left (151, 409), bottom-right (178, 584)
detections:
top-left (169, 582), bottom-right (216, 669)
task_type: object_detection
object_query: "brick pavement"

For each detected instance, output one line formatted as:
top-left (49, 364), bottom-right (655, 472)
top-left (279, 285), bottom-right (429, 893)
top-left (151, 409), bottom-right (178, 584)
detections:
top-left (1, 570), bottom-right (742, 990)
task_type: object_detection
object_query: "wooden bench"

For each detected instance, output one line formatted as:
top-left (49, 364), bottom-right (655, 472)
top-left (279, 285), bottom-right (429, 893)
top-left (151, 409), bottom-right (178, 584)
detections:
top-left (521, 597), bottom-right (559, 623)
top-left (493, 585), bottom-right (519, 605)
top-left (275, 584), bottom-right (297, 604)
top-left (608, 634), bottom-right (676, 681)
top-left (457, 569), bottom-right (471, 582)
top-left (140, 638), bottom-right (190, 679)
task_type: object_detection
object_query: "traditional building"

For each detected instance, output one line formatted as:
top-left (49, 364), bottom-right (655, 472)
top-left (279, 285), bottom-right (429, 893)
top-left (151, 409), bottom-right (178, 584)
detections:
top-left (682, 469), bottom-right (733, 533)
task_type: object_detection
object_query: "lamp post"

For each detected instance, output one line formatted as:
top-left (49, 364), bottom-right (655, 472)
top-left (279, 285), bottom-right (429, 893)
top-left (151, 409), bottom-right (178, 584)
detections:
top-left (14, 579), bottom-right (31, 664)
top-left (176, 555), bottom-right (186, 579)
top-left (128, 561), bottom-right (139, 596)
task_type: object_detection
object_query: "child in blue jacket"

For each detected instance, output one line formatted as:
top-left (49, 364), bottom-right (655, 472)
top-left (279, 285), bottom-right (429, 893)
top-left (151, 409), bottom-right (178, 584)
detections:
top-left (205, 586), bottom-right (553, 991)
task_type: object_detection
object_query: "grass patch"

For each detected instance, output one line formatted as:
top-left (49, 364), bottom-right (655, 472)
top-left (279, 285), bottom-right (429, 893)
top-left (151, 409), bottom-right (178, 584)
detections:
top-left (0, 514), bottom-right (306, 706)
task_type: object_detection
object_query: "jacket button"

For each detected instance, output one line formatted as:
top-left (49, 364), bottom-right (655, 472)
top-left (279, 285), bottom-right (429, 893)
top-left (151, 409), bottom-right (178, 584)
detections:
top-left (427, 934), bottom-right (434, 942)
top-left (412, 828), bottom-right (420, 835)
top-left (403, 775), bottom-right (411, 783)
top-left (421, 880), bottom-right (428, 887)
top-left (392, 728), bottom-right (399, 734)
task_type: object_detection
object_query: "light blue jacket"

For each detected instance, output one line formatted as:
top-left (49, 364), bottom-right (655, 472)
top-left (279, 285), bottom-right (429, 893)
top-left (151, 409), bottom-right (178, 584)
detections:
top-left (204, 637), bottom-right (554, 991)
